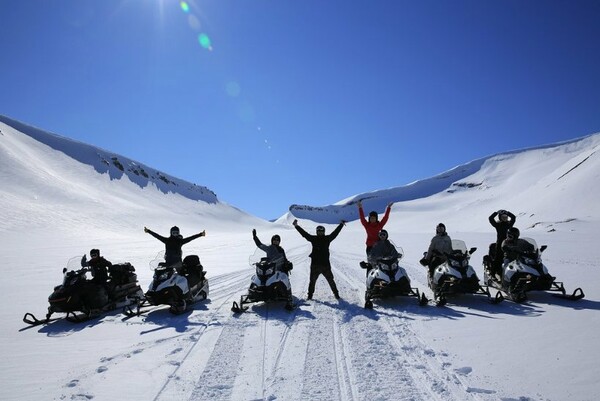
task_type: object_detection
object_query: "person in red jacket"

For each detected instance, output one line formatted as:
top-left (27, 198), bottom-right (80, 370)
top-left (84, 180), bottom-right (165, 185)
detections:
top-left (358, 201), bottom-right (393, 256)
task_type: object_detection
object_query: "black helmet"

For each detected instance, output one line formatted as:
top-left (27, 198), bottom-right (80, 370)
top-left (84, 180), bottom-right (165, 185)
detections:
top-left (436, 223), bottom-right (446, 234)
top-left (90, 249), bottom-right (100, 258)
top-left (378, 229), bottom-right (388, 239)
top-left (271, 234), bottom-right (281, 243)
top-left (368, 211), bottom-right (378, 219)
top-left (316, 225), bottom-right (325, 234)
top-left (507, 227), bottom-right (520, 239)
top-left (170, 226), bottom-right (180, 236)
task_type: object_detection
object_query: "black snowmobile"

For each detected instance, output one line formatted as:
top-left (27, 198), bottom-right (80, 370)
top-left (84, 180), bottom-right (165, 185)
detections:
top-left (127, 252), bottom-right (209, 316)
top-left (483, 237), bottom-right (584, 302)
top-left (231, 249), bottom-right (294, 313)
top-left (361, 246), bottom-right (427, 309)
top-left (427, 240), bottom-right (501, 306)
top-left (23, 256), bottom-right (144, 326)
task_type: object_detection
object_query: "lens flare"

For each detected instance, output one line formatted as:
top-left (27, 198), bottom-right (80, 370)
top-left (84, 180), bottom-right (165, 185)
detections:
top-left (198, 33), bottom-right (212, 50)
top-left (180, 2), bottom-right (190, 13)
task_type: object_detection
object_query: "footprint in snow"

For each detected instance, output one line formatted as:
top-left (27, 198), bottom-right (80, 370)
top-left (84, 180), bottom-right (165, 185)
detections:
top-left (170, 347), bottom-right (183, 355)
top-left (66, 379), bottom-right (79, 388)
top-left (454, 366), bottom-right (472, 376)
top-left (96, 366), bottom-right (108, 373)
top-left (466, 387), bottom-right (496, 394)
top-left (72, 394), bottom-right (94, 400)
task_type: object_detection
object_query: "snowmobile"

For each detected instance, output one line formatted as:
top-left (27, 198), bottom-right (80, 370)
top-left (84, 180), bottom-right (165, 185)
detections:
top-left (483, 237), bottom-right (584, 302)
top-left (23, 256), bottom-right (144, 326)
top-left (231, 249), bottom-right (294, 313)
top-left (427, 240), bottom-right (501, 306)
top-left (128, 252), bottom-right (209, 315)
top-left (361, 246), bottom-right (427, 309)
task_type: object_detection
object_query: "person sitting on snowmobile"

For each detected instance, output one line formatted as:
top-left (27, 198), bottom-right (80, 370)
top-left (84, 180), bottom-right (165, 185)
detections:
top-left (81, 248), bottom-right (111, 287)
top-left (293, 219), bottom-right (345, 300)
top-left (252, 229), bottom-right (292, 273)
top-left (144, 226), bottom-right (205, 266)
top-left (420, 223), bottom-right (453, 276)
top-left (501, 227), bottom-right (535, 264)
top-left (358, 201), bottom-right (393, 256)
top-left (368, 230), bottom-right (400, 263)
top-left (488, 209), bottom-right (516, 276)
top-left (363, 229), bottom-right (400, 275)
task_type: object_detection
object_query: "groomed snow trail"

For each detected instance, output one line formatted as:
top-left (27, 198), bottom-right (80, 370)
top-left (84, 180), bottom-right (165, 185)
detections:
top-left (59, 247), bottom-right (497, 401)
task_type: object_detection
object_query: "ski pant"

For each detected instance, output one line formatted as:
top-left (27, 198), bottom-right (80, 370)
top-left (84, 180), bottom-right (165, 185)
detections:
top-left (308, 264), bottom-right (339, 298)
top-left (489, 243), bottom-right (503, 275)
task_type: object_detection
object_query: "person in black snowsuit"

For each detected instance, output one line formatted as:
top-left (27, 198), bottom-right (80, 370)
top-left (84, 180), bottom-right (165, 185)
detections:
top-left (144, 226), bottom-right (205, 265)
top-left (80, 248), bottom-right (112, 307)
top-left (85, 248), bottom-right (111, 286)
top-left (488, 210), bottom-right (516, 276)
top-left (292, 219), bottom-right (344, 300)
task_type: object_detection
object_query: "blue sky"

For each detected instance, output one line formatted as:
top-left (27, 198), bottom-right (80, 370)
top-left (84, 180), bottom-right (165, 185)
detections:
top-left (1, 1), bottom-right (599, 220)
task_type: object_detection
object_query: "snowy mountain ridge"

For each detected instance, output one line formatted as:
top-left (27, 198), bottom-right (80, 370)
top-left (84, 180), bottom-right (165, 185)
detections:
top-left (288, 132), bottom-right (600, 225)
top-left (0, 115), bottom-right (217, 203)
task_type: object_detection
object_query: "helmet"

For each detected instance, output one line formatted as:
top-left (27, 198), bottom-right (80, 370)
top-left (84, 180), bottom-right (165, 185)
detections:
top-left (378, 229), bottom-right (388, 239)
top-left (368, 211), bottom-right (378, 219)
top-left (316, 225), bottom-right (325, 234)
top-left (436, 223), bottom-right (446, 234)
top-left (170, 226), bottom-right (180, 236)
top-left (271, 234), bottom-right (281, 243)
top-left (90, 249), bottom-right (100, 258)
top-left (507, 227), bottom-right (520, 240)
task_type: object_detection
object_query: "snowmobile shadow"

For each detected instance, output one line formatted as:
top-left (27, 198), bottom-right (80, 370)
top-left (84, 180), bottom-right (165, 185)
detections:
top-left (329, 299), bottom-right (383, 323)
top-left (524, 293), bottom-right (600, 310)
top-left (22, 313), bottom-right (113, 335)
top-left (235, 301), bottom-right (316, 323)
top-left (139, 306), bottom-right (209, 334)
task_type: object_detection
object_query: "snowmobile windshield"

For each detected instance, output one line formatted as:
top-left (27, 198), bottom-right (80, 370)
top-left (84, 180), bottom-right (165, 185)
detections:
top-left (450, 240), bottom-right (468, 255)
top-left (521, 237), bottom-right (539, 252)
top-left (149, 251), bottom-right (174, 271)
top-left (66, 256), bottom-right (87, 272)
top-left (249, 247), bottom-right (285, 267)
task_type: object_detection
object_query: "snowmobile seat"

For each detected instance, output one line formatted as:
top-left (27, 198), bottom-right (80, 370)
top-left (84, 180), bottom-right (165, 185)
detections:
top-left (109, 263), bottom-right (135, 285)
top-left (183, 255), bottom-right (201, 268)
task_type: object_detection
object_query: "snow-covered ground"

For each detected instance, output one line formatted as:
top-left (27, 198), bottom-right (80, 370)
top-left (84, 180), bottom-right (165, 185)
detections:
top-left (1, 117), bottom-right (599, 401)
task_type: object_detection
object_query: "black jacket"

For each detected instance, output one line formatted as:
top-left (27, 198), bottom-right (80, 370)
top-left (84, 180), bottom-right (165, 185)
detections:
top-left (88, 257), bottom-right (111, 284)
top-left (294, 223), bottom-right (344, 266)
top-left (147, 229), bottom-right (203, 264)
top-left (489, 211), bottom-right (516, 244)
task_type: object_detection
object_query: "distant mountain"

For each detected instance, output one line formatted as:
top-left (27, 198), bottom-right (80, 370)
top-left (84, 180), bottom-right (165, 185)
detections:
top-left (0, 115), bottom-right (217, 204)
top-left (287, 133), bottom-right (600, 224)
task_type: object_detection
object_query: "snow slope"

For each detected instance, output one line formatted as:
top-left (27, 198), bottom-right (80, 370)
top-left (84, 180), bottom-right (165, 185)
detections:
top-left (1, 118), bottom-right (600, 401)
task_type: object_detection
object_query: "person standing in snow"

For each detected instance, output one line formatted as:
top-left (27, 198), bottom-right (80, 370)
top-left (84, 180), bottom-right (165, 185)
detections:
top-left (487, 209), bottom-right (516, 277)
top-left (292, 219), bottom-right (344, 300)
top-left (252, 229), bottom-right (292, 273)
top-left (358, 201), bottom-right (393, 256)
top-left (420, 223), bottom-right (453, 276)
top-left (144, 226), bottom-right (205, 265)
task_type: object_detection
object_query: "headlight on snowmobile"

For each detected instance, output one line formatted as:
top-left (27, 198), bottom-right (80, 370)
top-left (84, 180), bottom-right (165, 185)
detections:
top-left (450, 260), bottom-right (460, 268)
top-left (523, 257), bottom-right (536, 265)
top-left (391, 263), bottom-right (397, 269)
